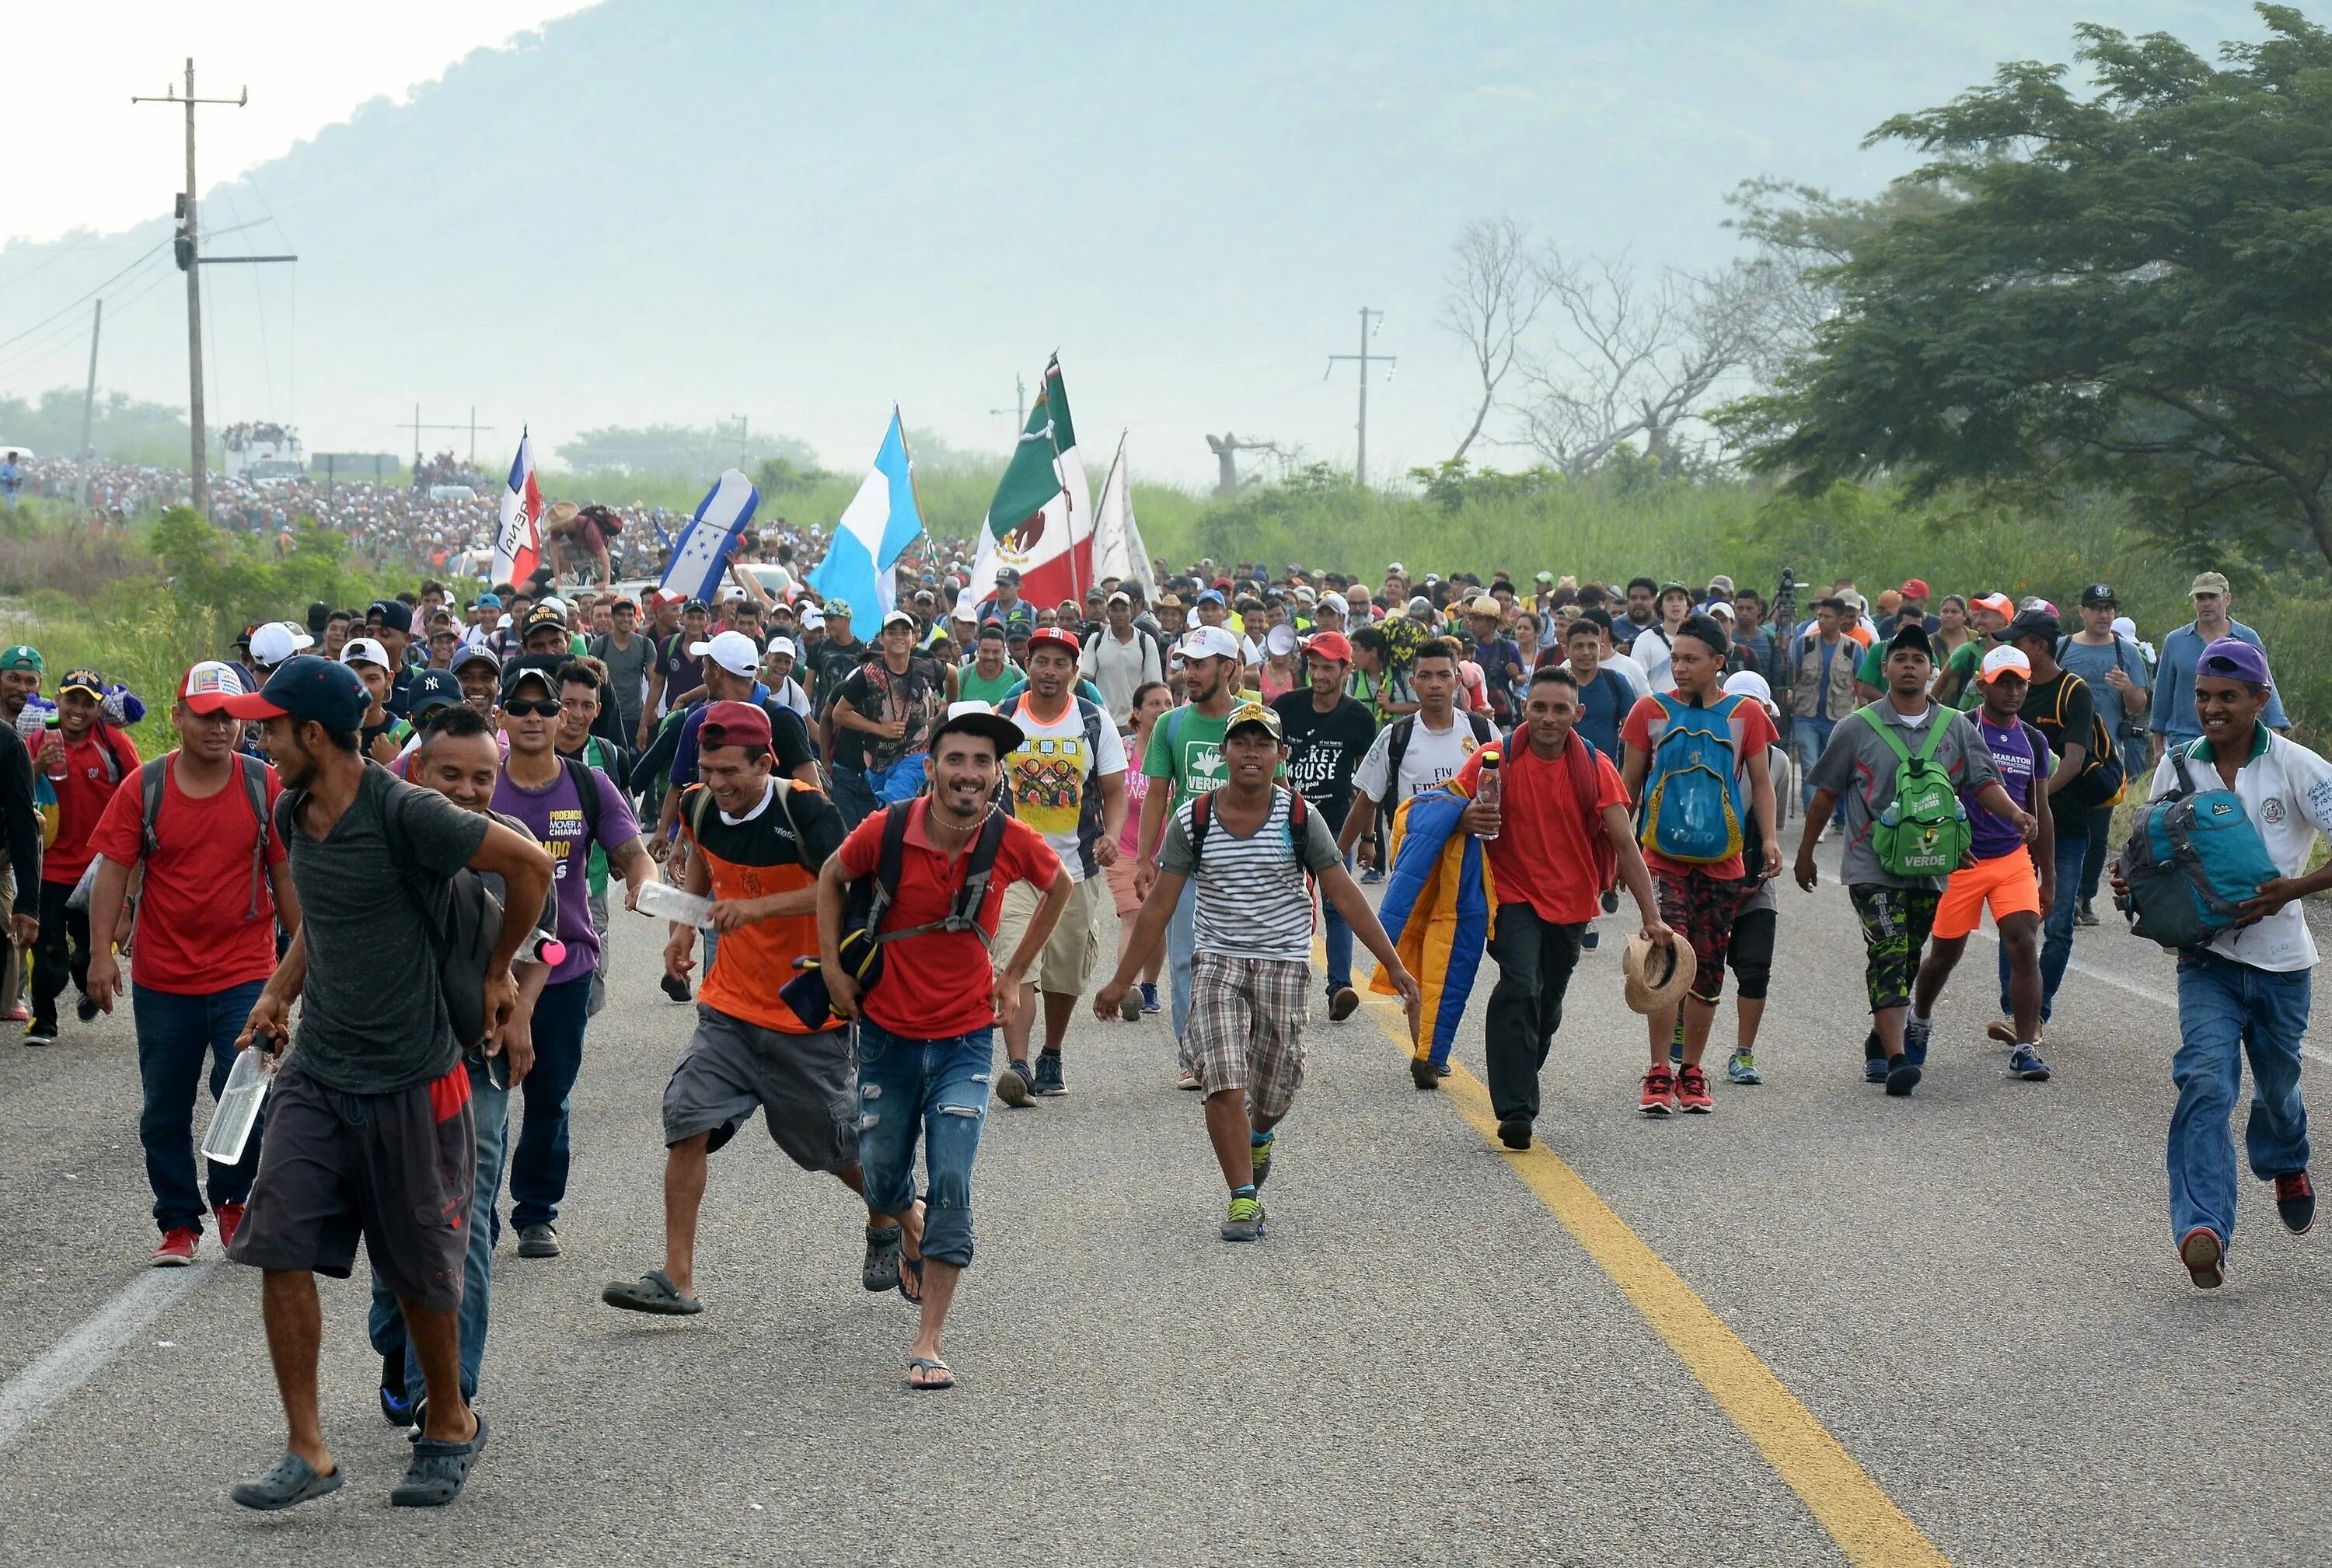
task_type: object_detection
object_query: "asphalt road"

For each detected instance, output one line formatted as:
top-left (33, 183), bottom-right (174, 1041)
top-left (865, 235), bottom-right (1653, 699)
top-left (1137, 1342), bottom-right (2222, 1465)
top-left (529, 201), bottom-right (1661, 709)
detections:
top-left (3, 846), bottom-right (2330, 1568)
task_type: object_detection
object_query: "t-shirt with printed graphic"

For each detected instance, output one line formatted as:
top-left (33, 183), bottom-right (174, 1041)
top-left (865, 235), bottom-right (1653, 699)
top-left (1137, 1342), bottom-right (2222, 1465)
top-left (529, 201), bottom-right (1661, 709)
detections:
top-left (1272, 690), bottom-right (1377, 830)
top-left (996, 693), bottom-right (1126, 882)
top-left (490, 761), bottom-right (641, 985)
top-left (1159, 788), bottom-right (1342, 962)
top-left (1968, 714), bottom-right (2051, 862)
top-left (1143, 704), bottom-right (1234, 813)
top-left (681, 777), bottom-right (847, 1033)
top-left (1351, 713), bottom-right (1484, 813)
top-left (1618, 690), bottom-right (1781, 880)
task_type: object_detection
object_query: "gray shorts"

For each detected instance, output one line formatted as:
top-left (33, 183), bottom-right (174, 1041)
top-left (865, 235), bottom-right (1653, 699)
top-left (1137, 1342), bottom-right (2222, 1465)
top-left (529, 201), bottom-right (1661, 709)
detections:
top-left (227, 1056), bottom-right (475, 1313)
top-left (662, 1005), bottom-right (858, 1172)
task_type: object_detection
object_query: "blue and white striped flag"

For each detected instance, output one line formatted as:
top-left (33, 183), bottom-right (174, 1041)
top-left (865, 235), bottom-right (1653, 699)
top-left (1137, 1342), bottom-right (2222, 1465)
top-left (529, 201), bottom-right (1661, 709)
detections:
top-left (658, 468), bottom-right (759, 603)
top-left (808, 410), bottom-right (923, 617)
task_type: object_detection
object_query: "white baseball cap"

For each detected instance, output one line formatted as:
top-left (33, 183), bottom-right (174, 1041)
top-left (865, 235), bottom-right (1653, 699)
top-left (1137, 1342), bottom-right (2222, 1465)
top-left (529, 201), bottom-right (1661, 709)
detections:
top-left (339, 637), bottom-right (392, 669)
top-left (1318, 592), bottom-right (1349, 616)
top-left (1720, 669), bottom-right (1779, 718)
top-left (248, 621), bottom-right (314, 666)
top-left (764, 636), bottom-right (798, 660)
top-left (688, 629), bottom-right (761, 678)
top-left (1179, 625), bottom-right (1243, 663)
top-left (1980, 644), bottom-right (2033, 684)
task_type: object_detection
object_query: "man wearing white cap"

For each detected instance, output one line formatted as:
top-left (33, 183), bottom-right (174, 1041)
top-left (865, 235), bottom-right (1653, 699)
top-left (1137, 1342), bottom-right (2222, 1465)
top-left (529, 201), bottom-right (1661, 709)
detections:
top-left (654, 629), bottom-right (819, 850)
top-left (1136, 625), bottom-right (1244, 1085)
top-left (248, 621), bottom-right (316, 676)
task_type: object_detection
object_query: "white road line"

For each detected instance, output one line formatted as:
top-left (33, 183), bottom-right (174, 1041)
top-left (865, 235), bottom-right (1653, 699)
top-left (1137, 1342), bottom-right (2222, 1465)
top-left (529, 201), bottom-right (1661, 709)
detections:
top-left (0, 1266), bottom-right (208, 1455)
top-left (1965, 924), bottom-right (2332, 1067)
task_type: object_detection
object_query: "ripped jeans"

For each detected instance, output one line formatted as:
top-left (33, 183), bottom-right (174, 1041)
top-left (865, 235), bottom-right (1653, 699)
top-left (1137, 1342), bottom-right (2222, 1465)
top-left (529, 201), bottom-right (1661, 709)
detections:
top-left (854, 1020), bottom-right (992, 1270)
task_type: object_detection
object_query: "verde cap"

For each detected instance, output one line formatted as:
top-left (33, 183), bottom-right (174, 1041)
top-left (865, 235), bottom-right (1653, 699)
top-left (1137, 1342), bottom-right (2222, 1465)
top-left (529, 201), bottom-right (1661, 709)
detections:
top-left (0, 645), bottom-right (42, 673)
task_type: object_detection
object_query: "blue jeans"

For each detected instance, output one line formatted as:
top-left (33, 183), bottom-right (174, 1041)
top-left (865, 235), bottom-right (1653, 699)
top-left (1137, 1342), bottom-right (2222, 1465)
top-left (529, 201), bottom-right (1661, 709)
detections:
top-left (1165, 879), bottom-right (1197, 1057)
top-left (506, 975), bottom-right (595, 1230)
top-left (1321, 849), bottom-right (1354, 992)
top-left (1996, 832), bottom-right (2086, 1022)
top-left (829, 766), bottom-right (878, 830)
top-left (854, 1021), bottom-right (991, 1269)
top-left (1794, 715), bottom-right (1837, 811)
top-left (368, 1056), bottom-right (510, 1405)
top-left (134, 980), bottom-right (267, 1234)
top-left (2168, 951), bottom-right (2312, 1249)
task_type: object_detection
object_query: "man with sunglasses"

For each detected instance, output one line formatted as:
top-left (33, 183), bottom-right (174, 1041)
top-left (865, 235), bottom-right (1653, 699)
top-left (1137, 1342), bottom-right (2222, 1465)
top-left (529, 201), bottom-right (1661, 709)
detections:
top-left (83, 662), bottom-right (298, 1266)
top-left (493, 659), bottom-right (653, 1261)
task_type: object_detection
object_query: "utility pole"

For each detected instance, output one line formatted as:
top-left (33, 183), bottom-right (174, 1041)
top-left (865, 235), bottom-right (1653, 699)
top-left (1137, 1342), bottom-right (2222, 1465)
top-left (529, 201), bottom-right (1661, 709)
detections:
top-left (399, 408), bottom-right (490, 482)
top-left (990, 372), bottom-right (1027, 430)
top-left (78, 300), bottom-right (103, 461)
top-left (134, 59), bottom-right (247, 519)
top-left (1324, 306), bottom-right (1396, 486)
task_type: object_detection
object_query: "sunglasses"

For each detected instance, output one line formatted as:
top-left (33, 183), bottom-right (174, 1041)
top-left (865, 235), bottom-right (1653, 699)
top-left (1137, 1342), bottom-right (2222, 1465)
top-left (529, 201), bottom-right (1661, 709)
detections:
top-left (501, 698), bottom-right (560, 718)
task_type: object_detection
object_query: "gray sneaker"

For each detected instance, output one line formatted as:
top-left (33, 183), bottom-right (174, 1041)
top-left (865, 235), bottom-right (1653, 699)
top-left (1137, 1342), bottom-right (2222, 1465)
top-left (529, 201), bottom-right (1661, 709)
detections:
top-left (515, 1223), bottom-right (560, 1259)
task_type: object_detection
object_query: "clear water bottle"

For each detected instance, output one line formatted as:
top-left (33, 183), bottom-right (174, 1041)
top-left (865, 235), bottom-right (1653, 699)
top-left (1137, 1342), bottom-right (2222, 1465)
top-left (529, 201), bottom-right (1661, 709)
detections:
top-left (634, 879), bottom-right (715, 930)
top-left (201, 1046), bottom-right (276, 1168)
top-left (1475, 749), bottom-right (1503, 840)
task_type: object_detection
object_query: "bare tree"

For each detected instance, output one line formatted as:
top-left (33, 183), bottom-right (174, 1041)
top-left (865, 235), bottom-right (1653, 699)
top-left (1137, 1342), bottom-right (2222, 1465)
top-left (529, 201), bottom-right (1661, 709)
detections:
top-left (1513, 249), bottom-right (1766, 475)
top-left (1437, 218), bottom-right (1550, 465)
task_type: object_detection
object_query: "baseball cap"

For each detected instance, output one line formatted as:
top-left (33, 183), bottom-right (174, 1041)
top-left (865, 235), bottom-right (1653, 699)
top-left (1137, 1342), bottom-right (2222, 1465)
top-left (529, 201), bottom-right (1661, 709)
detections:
top-left (367, 599), bottom-right (414, 634)
top-left (1882, 623), bottom-right (1933, 659)
top-left (248, 622), bottom-right (315, 666)
top-left (800, 606), bottom-right (826, 630)
top-left (1534, 571), bottom-right (1555, 585)
top-left (58, 667), bottom-right (104, 699)
top-left (222, 655), bottom-right (371, 729)
top-left (2198, 637), bottom-right (2272, 686)
top-left (1224, 700), bottom-right (1283, 740)
top-left (2189, 571), bottom-right (2231, 597)
top-left (929, 699), bottom-right (1024, 757)
top-left (1194, 588), bottom-right (1226, 607)
top-left (523, 602), bottom-right (570, 632)
top-left (498, 655), bottom-right (563, 700)
top-left (1466, 595), bottom-right (1501, 617)
top-left (993, 567), bottom-right (1021, 586)
top-left (1721, 669), bottom-right (1779, 718)
top-left (1318, 592), bottom-right (1349, 616)
top-left (452, 644), bottom-right (501, 676)
top-left (408, 669), bottom-right (463, 718)
top-left (1179, 625), bottom-right (1243, 663)
top-left (1303, 630), bottom-right (1354, 663)
top-left (688, 629), bottom-right (761, 679)
top-left (177, 661), bottom-right (249, 714)
top-left (1971, 592), bottom-right (2015, 618)
top-left (1385, 560), bottom-right (1407, 575)
top-left (682, 597), bottom-right (712, 616)
top-left (1900, 578), bottom-right (1932, 599)
top-left (0, 644), bottom-right (41, 673)
top-left (1025, 626), bottom-right (1080, 659)
top-left (1107, 589), bottom-right (1133, 606)
top-left (698, 700), bottom-right (773, 751)
top-left (879, 609), bottom-right (916, 633)
top-left (472, 592), bottom-right (502, 609)
top-left (2006, 608), bottom-right (2061, 644)
top-left (1706, 599), bottom-right (1736, 621)
top-left (338, 637), bottom-right (392, 669)
top-left (950, 605), bottom-right (978, 624)
top-left (1978, 645), bottom-right (2032, 684)
top-left (765, 636), bottom-right (798, 660)
top-left (822, 599), bottom-right (854, 620)
top-left (2079, 583), bottom-right (2117, 608)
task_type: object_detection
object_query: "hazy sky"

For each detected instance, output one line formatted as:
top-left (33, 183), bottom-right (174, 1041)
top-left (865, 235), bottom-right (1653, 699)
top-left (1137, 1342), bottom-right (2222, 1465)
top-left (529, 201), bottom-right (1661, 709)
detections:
top-left (0, 2), bottom-right (2265, 489)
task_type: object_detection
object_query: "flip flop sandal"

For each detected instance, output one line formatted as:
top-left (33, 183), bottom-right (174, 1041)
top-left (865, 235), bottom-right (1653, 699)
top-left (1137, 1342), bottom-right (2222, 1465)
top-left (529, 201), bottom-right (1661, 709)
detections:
top-left (600, 1269), bottom-right (703, 1315)
top-left (230, 1451), bottom-right (344, 1511)
top-left (391, 1411), bottom-right (488, 1508)
top-left (897, 1254), bottom-right (925, 1306)
top-left (862, 1224), bottom-right (903, 1293)
top-left (906, 1357), bottom-right (955, 1391)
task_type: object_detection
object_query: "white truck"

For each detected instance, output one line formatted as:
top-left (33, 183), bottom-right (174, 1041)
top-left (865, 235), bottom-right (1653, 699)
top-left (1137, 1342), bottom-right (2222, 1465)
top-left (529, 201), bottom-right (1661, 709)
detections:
top-left (222, 422), bottom-right (305, 484)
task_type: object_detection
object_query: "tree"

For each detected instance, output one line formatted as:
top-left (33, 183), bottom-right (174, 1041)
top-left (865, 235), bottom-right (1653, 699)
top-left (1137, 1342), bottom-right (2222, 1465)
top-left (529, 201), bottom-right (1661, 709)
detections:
top-left (1438, 218), bottom-right (1550, 464)
top-left (557, 421), bottom-right (816, 478)
top-left (1729, 8), bottom-right (2332, 572)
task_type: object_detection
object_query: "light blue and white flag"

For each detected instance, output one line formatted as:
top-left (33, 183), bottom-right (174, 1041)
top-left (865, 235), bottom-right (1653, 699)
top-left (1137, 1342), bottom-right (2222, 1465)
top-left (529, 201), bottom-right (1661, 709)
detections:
top-left (658, 467), bottom-right (759, 603)
top-left (808, 410), bottom-right (923, 617)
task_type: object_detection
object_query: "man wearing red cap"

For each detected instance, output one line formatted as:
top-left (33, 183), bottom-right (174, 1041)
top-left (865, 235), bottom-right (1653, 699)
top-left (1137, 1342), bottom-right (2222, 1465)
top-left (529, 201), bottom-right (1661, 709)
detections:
top-left (1272, 631), bottom-right (1378, 1018)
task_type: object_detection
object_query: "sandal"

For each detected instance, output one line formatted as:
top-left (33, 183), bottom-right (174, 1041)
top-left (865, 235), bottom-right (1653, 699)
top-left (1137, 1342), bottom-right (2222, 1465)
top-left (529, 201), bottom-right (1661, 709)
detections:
top-left (391, 1410), bottom-right (488, 1507)
top-left (230, 1451), bottom-right (344, 1511)
top-left (600, 1269), bottom-right (702, 1315)
top-left (897, 1254), bottom-right (924, 1306)
top-left (862, 1224), bottom-right (902, 1293)
top-left (906, 1356), bottom-right (954, 1391)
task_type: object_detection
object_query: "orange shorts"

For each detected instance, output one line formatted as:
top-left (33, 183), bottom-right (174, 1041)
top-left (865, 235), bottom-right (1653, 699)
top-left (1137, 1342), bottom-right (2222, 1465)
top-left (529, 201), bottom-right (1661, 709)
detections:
top-left (1932, 850), bottom-right (2041, 941)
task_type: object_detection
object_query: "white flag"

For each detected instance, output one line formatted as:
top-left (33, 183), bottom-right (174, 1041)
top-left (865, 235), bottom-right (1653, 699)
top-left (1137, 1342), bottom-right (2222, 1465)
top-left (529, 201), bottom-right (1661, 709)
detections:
top-left (1093, 431), bottom-right (1154, 598)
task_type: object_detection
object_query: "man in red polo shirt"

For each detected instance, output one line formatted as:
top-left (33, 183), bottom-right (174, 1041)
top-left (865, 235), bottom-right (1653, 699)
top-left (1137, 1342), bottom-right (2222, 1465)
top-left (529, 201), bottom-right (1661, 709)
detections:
top-left (817, 701), bottom-right (1070, 1390)
top-left (1457, 668), bottom-right (1672, 1150)
top-left (30, 665), bottom-right (140, 1044)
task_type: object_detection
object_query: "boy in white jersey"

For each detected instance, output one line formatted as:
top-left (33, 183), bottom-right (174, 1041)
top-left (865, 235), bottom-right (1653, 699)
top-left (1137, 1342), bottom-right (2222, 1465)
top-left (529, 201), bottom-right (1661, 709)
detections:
top-left (1098, 702), bottom-right (1420, 1241)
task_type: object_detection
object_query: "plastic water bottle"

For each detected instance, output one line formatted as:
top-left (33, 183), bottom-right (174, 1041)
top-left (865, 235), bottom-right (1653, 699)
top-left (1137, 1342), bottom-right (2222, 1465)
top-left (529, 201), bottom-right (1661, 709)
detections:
top-left (201, 1046), bottom-right (275, 1167)
top-left (634, 879), bottom-right (715, 930)
top-left (1476, 749), bottom-right (1503, 840)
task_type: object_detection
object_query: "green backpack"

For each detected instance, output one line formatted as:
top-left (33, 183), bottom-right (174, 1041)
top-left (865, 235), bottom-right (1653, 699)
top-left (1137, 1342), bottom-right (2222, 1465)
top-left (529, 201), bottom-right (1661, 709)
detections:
top-left (1861, 703), bottom-right (1972, 878)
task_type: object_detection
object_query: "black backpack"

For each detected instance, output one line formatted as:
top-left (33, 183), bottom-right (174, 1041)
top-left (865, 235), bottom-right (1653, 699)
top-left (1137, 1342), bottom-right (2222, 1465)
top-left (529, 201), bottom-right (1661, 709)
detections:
top-left (836, 802), bottom-right (1011, 987)
top-left (1384, 710), bottom-right (1496, 801)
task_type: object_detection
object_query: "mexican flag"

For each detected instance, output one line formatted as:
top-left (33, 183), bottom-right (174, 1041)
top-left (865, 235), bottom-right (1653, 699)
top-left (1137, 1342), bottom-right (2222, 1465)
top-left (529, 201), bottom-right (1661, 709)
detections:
top-left (964, 355), bottom-right (1091, 609)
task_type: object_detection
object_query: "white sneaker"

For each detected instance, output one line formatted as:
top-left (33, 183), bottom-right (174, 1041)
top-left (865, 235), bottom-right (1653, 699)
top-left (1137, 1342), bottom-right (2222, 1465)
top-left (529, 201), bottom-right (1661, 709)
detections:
top-left (1175, 1067), bottom-right (1202, 1091)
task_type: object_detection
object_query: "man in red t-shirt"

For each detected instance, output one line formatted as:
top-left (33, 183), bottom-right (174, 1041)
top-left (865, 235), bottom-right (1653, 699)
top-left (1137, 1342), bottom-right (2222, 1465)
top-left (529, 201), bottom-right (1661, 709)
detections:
top-left (1619, 618), bottom-right (1781, 1116)
top-left (1458, 668), bottom-right (1673, 1151)
top-left (817, 701), bottom-right (1068, 1391)
top-left (86, 662), bottom-right (298, 1266)
top-left (29, 666), bottom-right (140, 1044)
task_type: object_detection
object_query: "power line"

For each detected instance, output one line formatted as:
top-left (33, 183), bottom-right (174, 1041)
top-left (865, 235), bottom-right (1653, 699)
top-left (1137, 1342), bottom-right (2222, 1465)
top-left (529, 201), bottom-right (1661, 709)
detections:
top-left (0, 243), bottom-right (168, 354)
top-left (1324, 306), bottom-right (1396, 485)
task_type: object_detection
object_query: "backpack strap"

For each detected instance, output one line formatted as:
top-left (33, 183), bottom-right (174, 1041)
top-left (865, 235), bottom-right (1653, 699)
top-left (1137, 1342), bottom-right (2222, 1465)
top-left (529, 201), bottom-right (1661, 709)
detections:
top-left (1189, 792), bottom-right (1213, 868)
top-left (1464, 711), bottom-right (1495, 746)
top-left (560, 756), bottom-right (602, 847)
top-left (138, 758), bottom-right (169, 861)
top-left (1859, 702), bottom-right (1917, 767)
top-left (1384, 714), bottom-right (1418, 796)
top-left (142, 755), bottom-right (271, 921)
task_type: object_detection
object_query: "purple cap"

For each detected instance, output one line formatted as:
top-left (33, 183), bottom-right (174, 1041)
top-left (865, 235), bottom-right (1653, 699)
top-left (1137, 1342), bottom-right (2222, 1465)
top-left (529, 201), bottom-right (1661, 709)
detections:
top-left (2198, 637), bottom-right (2272, 688)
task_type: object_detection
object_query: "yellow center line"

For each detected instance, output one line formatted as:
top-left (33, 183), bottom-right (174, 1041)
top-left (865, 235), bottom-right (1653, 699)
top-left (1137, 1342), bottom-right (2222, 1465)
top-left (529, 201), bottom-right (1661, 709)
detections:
top-left (1330, 931), bottom-right (1947, 1566)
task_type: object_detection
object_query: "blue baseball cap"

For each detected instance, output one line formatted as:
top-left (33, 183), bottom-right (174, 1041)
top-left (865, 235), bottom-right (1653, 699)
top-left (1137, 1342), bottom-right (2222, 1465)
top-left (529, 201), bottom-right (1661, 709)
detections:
top-left (409, 668), bottom-right (463, 718)
top-left (2198, 637), bottom-right (2272, 687)
top-left (1195, 588), bottom-right (1226, 606)
top-left (221, 655), bottom-right (371, 730)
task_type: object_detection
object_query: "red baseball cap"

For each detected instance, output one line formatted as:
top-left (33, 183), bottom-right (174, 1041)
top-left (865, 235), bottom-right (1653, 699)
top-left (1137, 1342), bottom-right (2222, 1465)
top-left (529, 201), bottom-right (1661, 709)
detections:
top-left (697, 700), bottom-right (772, 752)
top-left (1900, 578), bottom-right (1932, 599)
top-left (1025, 627), bottom-right (1080, 658)
top-left (1302, 630), bottom-right (1353, 663)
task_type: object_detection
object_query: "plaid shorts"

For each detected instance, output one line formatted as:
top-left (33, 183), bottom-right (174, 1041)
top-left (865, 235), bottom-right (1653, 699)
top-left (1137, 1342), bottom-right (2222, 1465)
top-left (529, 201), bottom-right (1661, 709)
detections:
top-left (1188, 952), bottom-right (1309, 1119)
top-left (1652, 868), bottom-right (1756, 1004)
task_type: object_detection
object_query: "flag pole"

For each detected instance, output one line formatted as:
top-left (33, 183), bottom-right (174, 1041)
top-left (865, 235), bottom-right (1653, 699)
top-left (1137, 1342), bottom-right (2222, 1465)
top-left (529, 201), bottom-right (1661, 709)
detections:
top-left (1044, 351), bottom-right (1082, 606)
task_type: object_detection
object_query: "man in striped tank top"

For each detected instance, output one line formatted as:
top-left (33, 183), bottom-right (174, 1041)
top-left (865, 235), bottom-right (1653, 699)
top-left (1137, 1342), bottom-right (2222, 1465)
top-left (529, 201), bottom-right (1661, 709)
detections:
top-left (1098, 701), bottom-right (1419, 1242)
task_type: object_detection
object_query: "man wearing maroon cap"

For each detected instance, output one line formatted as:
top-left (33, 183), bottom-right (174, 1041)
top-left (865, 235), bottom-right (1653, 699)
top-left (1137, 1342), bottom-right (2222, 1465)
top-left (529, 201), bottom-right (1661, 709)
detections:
top-left (1272, 631), bottom-right (1379, 1018)
top-left (1899, 578), bottom-right (1940, 636)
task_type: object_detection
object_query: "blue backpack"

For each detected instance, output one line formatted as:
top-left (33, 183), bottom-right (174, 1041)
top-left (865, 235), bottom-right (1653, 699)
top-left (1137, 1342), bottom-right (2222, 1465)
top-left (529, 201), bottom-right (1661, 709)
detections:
top-left (1637, 693), bottom-right (1747, 865)
top-left (2115, 743), bottom-right (2280, 950)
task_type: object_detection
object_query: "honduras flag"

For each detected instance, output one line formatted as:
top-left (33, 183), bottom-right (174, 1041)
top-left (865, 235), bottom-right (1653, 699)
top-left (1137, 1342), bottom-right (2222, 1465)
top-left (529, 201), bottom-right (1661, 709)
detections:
top-left (658, 468), bottom-right (759, 603)
top-left (808, 410), bottom-right (923, 617)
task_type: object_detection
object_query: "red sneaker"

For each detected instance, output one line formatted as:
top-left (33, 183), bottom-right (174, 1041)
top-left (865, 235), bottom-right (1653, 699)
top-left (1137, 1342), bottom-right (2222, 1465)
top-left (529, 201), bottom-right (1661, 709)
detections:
top-left (1639, 1068), bottom-right (1675, 1117)
top-left (2179, 1227), bottom-right (2224, 1289)
top-left (215, 1200), bottom-right (247, 1252)
top-left (2274, 1172), bottom-right (2315, 1235)
top-left (1674, 1063), bottom-right (1714, 1114)
top-left (2, 1004), bottom-right (26, 1023)
top-left (152, 1228), bottom-right (198, 1267)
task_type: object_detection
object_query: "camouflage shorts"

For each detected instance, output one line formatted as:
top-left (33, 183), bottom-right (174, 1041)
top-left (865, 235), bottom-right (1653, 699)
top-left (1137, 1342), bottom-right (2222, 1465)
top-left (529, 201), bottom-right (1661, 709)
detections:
top-left (1846, 883), bottom-right (1941, 1014)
